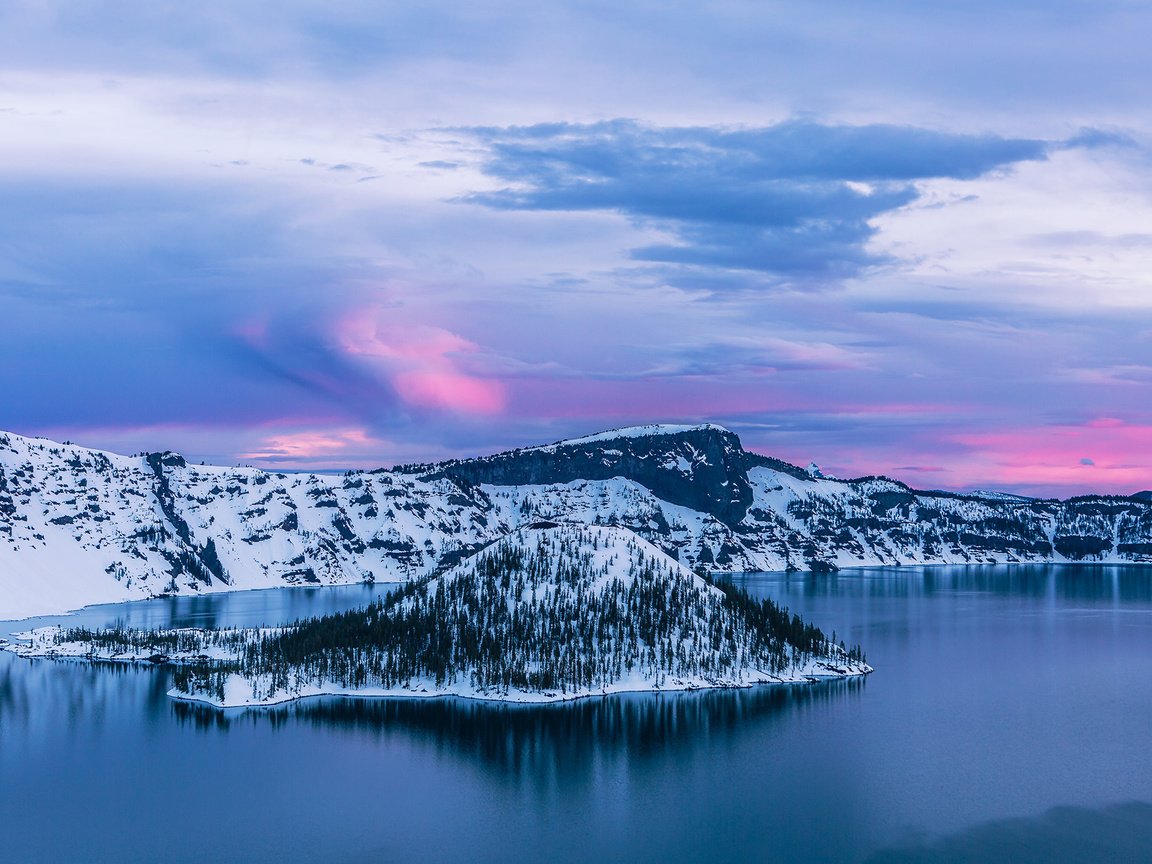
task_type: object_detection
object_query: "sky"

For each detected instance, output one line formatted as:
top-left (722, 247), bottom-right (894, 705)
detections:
top-left (2, 1), bottom-right (1152, 497)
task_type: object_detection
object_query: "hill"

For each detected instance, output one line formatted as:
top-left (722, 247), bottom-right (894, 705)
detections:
top-left (5, 525), bottom-right (870, 706)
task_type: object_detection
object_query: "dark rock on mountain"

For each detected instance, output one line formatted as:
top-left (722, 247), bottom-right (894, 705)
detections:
top-left (402, 424), bottom-right (757, 526)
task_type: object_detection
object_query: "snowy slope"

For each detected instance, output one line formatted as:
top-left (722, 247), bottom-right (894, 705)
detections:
top-left (523, 423), bottom-right (728, 451)
top-left (3, 426), bottom-right (1152, 620)
top-left (0, 431), bottom-right (507, 618)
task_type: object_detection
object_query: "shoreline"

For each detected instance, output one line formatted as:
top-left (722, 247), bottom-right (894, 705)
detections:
top-left (2, 625), bottom-right (871, 710)
top-left (166, 667), bottom-right (872, 710)
top-left (6, 559), bottom-right (1152, 625)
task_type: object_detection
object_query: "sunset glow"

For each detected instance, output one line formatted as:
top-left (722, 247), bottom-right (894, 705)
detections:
top-left (2, 2), bottom-right (1151, 497)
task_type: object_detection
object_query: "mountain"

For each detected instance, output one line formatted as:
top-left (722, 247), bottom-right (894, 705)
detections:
top-left (6, 525), bottom-right (870, 706)
top-left (2, 424), bottom-right (1152, 619)
top-left (399, 424), bottom-right (763, 525)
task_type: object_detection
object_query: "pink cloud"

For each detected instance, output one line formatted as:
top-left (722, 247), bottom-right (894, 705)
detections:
top-left (27, 420), bottom-right (391, 470)
top-left (238, 428), bottom-right (376, 461)
top-left (338, 309), bottom-right (506, 415)
top-left (392, 370), bottom-right (504, 414)
top-left (744, 415), bottom-right (1152, 498)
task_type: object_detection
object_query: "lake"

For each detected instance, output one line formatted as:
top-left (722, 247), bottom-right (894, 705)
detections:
top-left (2, 565), bottom-right (1152, 863)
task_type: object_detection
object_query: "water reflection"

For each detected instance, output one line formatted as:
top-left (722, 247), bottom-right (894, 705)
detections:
top-left (4, 568), bottom-right (1152, 864)
top-left (81, 583), bottom-right (385, 632)
top-left (737, 564), bottom-right (1152, 604)
top-left (0, 652), bottom-right (169, 735)
top-left (2, 633), bottom-right (866, 794)
top-left (171, 678), bottom-right (866, 782)
top-left (867, 801), bottom-right (1152, 863)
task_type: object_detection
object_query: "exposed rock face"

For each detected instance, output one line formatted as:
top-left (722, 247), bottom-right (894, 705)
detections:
top-left (2, 424), bottom-right (1152, 618)
top-left (408, 424), bottom-right (757, 525)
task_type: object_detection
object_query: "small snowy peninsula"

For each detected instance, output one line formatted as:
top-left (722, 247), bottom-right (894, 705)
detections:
top-left (5, 525), bottom-right (870, 707)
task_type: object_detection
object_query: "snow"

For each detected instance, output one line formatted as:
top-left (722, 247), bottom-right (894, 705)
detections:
top-left (968, 489), bottom-right (1036, 502)
top-left (162, 666), bottom-right (858, 709)
top-left (661, 454), bottom-right (693, 474)
top-left (526, 423), bottom-right (729, 453)
top-left (164, 662), bottom-right (860, 709)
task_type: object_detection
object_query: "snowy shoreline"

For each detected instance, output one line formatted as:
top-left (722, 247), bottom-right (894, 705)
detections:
top-left (0, 627), bottom-right (869, 709)
top-left (0, 577), bottom-right (398, 625)
top-left (165, 669), bottom-right (868, 710)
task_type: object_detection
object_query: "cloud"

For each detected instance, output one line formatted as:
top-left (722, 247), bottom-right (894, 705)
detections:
top-left (1060, 127), bottom-right (1138, 150)
top-left (338, 309), bottom-right (507, 415)
top-left (457, 120), bottom-right (1055, 280)
top-left (237, 428), bottom-right (378, 463)
top-left (0, 172), bottom-right (413, 432)
top-left (949, 422), bottom-right (1152, 490)
top-left (2, 3), bottom-right (1151, 491)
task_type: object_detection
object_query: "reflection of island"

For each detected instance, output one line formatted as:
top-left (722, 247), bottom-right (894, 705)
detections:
top-left (173, 678), bottom-right (867, 779)
top-left (6, 526), bottom-right (869, 708)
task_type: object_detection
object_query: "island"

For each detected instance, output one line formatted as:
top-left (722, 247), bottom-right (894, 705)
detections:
top-left (3, 525), bottom-right (871, 707)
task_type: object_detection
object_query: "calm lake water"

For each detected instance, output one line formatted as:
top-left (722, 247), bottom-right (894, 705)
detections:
top-left (3, 565), bottom-right (1152, 863)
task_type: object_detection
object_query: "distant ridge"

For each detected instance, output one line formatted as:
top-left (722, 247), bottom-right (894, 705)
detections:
top-left (968, 490), bottom-right (1037, 503)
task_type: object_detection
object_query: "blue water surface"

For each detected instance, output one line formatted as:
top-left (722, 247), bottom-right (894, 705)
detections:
top-left (2, 565), bottom-right (1151, 863)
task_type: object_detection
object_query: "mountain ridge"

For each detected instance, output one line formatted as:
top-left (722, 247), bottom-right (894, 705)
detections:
top-left (3, 425), bottom-right (1152, 620)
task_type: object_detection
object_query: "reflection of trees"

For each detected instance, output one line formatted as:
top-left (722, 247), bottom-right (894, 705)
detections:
top-left (741, 565), bottom-right (1152, 604)
top-left (0, 653), bottom-right (172, 733)
top-left (172, 678), bottom-right (866, 781)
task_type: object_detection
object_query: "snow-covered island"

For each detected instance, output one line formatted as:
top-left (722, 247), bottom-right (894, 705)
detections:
top-left (3, 525), bottom-right (871, 708)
